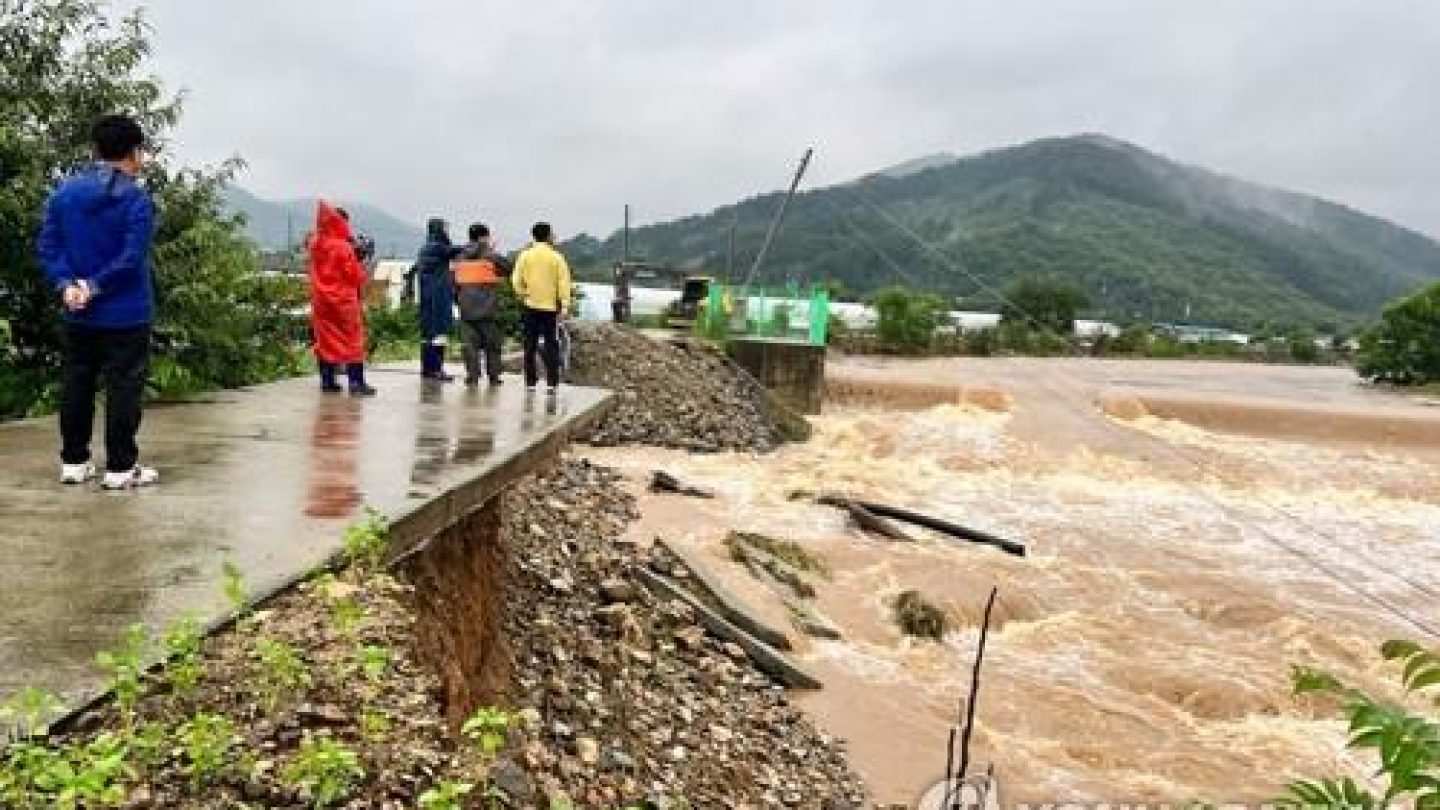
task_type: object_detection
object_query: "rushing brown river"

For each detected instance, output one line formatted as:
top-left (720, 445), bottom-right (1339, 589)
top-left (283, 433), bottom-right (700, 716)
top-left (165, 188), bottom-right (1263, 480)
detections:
top-left (583, 356), bottom-right (1440, 806)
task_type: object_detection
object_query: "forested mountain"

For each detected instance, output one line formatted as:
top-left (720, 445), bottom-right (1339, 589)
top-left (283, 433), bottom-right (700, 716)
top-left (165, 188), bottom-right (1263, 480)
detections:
top-left (222, 186), bottom-right (424, 258)
top-left (562, 135), bottom-right (1440, 330)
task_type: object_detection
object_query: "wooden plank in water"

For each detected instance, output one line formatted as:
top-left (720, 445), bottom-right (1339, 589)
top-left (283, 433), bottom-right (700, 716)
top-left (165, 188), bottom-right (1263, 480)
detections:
top-left (655, 538), bottom-right (792, 651)
top-left (635, 567), bottom-right (822, 690)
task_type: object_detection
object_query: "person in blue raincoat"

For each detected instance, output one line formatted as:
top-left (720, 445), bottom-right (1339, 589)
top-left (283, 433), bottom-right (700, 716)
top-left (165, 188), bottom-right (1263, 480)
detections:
top-left (413, 217), bottom-right (463, 381)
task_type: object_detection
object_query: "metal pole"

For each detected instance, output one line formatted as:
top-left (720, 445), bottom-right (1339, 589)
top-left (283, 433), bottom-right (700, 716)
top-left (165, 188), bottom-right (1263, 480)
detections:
top-left (623, 204), bottom-right (631, 263)
top-left (957, 587), bottom-right (998, 782)
top-left (726, 208), bottom-right (738, 283)
top-left (742, 147), bottom-right (813, 289)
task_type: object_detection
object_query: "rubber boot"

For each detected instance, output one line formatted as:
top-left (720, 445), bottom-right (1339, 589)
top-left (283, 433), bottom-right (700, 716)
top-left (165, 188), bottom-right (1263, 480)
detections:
top-left (423, 343), bottom-right (454, 382)
top-left (347, 363), bottom-right (376, 397)
top-left (319, 363), bottom-right (343, 393)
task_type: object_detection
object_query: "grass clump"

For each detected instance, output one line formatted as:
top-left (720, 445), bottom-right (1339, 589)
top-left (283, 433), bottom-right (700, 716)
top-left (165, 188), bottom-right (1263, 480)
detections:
top-left (894, 589), bottom-right (948, 641)
top-left (727, 531), bottom-right (830, 578)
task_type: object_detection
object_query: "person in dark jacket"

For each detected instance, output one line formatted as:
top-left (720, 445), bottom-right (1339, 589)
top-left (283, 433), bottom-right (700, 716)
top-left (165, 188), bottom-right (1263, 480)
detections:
top-left (413, 217), bottom-right (463, 381)
top-left (37, 114), bottom-right (159, 490)
top-left (454, 223), bottom-right (512, 386)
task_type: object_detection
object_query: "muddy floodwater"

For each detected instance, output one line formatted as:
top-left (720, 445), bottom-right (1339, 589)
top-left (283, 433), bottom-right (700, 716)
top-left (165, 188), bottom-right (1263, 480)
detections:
top-left (583, 357), bottom-right (1440, 806)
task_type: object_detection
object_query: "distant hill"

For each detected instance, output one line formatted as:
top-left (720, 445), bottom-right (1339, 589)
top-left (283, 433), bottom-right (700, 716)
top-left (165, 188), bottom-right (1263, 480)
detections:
top-left (222, 186), bottom-right (424, 258)
top-left (878, 152), bottom-right (959, 179)
top-left (563, 135), bottom-right (1440, 330)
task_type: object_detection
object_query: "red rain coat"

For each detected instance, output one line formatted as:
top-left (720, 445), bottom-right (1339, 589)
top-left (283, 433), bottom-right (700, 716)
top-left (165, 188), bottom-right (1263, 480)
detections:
top-left (308, 201), bottom-right (368, 364)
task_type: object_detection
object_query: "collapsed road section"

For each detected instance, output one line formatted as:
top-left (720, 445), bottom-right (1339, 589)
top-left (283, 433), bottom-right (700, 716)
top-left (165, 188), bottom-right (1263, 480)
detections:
top-left (0, 357), bottom-right (865, 807)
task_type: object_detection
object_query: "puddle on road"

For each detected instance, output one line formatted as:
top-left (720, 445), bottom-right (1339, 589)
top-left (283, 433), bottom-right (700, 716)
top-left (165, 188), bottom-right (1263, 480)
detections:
top-left (584, 382), bottom-right (1440, 805)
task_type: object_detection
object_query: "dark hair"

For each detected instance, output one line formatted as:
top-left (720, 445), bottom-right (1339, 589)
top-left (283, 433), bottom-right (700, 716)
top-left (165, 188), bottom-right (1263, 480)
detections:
top-left (469, 222), bottom-right (489, 242)
top-left (92, 114), bottom-right (145, 162)
top-left (531, 222), bottom-right (553, 242)
top-left (336, 207), bottom-right (350, 221)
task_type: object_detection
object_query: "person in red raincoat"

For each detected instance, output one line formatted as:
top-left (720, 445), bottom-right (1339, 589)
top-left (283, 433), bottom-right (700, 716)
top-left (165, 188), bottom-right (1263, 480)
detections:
top-left (308, 201), bottom-right (376, 395)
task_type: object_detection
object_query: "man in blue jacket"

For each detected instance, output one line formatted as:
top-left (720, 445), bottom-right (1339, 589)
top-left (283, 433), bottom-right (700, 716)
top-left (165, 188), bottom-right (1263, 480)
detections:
top-left (37, 114), bottom-right (160, 490)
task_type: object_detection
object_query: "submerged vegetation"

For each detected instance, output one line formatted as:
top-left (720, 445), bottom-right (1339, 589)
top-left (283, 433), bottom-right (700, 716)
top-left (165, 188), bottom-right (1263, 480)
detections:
top-left (894, 590), bottom-right (949, 641)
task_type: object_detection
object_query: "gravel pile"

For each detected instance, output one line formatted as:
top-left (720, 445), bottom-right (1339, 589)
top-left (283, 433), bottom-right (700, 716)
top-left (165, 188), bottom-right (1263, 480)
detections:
top-left (566, 322), bottom-right (787, 452)
top-left (497, 458), bottom-right (866, 808)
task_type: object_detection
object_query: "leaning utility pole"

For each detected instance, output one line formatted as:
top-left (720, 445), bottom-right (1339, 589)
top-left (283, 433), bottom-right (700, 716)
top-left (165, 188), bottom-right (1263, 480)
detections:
top-left (742, 147), bottom-right (813, 288)
top-left (623, 204), bottom-right (631, 262)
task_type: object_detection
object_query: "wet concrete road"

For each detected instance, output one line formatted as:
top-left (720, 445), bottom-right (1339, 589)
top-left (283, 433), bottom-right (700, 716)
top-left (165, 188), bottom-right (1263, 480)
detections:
top-left (0, 370), bottom-right (609, 719)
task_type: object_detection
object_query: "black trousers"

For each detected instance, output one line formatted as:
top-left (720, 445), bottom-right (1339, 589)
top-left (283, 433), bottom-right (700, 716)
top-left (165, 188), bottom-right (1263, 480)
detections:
top-left (459, 318), bottom-right (503, 383)
top-left (60, 324), bottom-right (150, 472)
top-left (520, 307), bottom-right (560, 388)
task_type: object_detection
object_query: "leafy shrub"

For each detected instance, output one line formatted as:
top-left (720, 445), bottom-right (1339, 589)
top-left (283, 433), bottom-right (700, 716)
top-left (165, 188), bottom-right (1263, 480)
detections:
top-left (176, 713), bottom-right (237, 788)
top-left (281, 733), bottom-right (364, 808)
top-left (342, 507), bottom-right (390, 572)
top-left (1281, 639), bottom-right (1440, 806)
top-left (1357, 282), bottom-right (1440, 384)
top-left (161, 615), bottom-right (205, 698)
top-left (419, 780), bottom-right (475, 810)
top-left (95, 624), bottom-right (149, 722)
top-left (964, 326), bottom-right (998, 356)
top-left (461, 706), bottom-right (513, 761)
top-left (364, 302), bottom-right (421, 360)
top-left (251, 638), bottom-right (311, 711)
top-left (873, 285), bottom-right (945, 352)
top-left (0, 1), bottom-right (306, 420)
top-left (999, 274), bottom-right (1088, 334)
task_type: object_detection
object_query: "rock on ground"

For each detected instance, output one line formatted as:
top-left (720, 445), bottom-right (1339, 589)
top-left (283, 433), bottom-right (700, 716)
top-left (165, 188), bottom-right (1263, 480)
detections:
top-left (499, 457), bottom-right (867, 808)
top-left (565, 322), bottom-right (787, 453)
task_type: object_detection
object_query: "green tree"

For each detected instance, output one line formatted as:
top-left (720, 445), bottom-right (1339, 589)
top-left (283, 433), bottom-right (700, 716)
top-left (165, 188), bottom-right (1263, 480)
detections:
top-left (0, 0), bottom-right (304, 418)
top-left (1356, 282), bottom-right (1440, 385)
top-left (1286, 328), bottom-right (1321, 365)
top-left (999, 274), bottom-right (1089, 335)
top-left (872, 285), bottom-right (944, 352)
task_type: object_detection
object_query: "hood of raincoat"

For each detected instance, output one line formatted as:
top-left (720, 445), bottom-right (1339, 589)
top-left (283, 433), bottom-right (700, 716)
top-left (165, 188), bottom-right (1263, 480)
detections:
top-left (315, 200), bottom-right (352, 243)
top-left (425, 217), bottom-right (450, 245)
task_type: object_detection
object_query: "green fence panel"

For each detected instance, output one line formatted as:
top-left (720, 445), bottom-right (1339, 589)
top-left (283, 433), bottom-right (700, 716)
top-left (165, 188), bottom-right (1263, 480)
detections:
top-left (705, 283), bottom-right (829, 345)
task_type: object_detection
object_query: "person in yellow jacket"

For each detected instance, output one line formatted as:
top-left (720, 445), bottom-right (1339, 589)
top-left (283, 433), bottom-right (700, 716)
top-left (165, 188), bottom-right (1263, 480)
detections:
top-left (511, 221), bottom-right (572, 393)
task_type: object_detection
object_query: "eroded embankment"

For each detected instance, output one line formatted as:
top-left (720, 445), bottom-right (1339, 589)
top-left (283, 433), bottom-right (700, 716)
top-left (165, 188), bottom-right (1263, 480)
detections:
top-left (397, 501), bottom-right (510, 731)
top-left (8, 456), bottom-right (864, 809)
top-left (488, 458), bottom-right (865, 807)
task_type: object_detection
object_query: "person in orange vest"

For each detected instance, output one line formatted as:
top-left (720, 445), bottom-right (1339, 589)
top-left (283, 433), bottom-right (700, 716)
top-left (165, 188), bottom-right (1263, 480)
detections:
top-left (453, 223), bottom-right (511, 386)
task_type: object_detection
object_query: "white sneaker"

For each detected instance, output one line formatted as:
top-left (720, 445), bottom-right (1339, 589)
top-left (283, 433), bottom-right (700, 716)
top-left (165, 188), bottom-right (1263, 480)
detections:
top-left (101, 466), bottom-right (160, 491)
top-left (60, 462), bottom-right (96, 485)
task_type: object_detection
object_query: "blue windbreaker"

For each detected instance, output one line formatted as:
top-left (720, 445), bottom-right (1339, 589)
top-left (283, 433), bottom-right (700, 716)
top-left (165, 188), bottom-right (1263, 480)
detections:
top-left (37, 163), bottom-right (157, 328)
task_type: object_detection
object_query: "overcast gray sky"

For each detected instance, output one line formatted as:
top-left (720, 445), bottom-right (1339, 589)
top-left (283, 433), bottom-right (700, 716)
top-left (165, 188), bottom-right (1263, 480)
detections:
top-left (116, 0), bottom-right (1440, 245)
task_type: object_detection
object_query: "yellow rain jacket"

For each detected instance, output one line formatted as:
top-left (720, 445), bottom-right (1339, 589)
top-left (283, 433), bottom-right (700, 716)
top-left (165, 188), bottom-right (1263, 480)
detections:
top-left (512, 241), bottom-right (573, 314)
